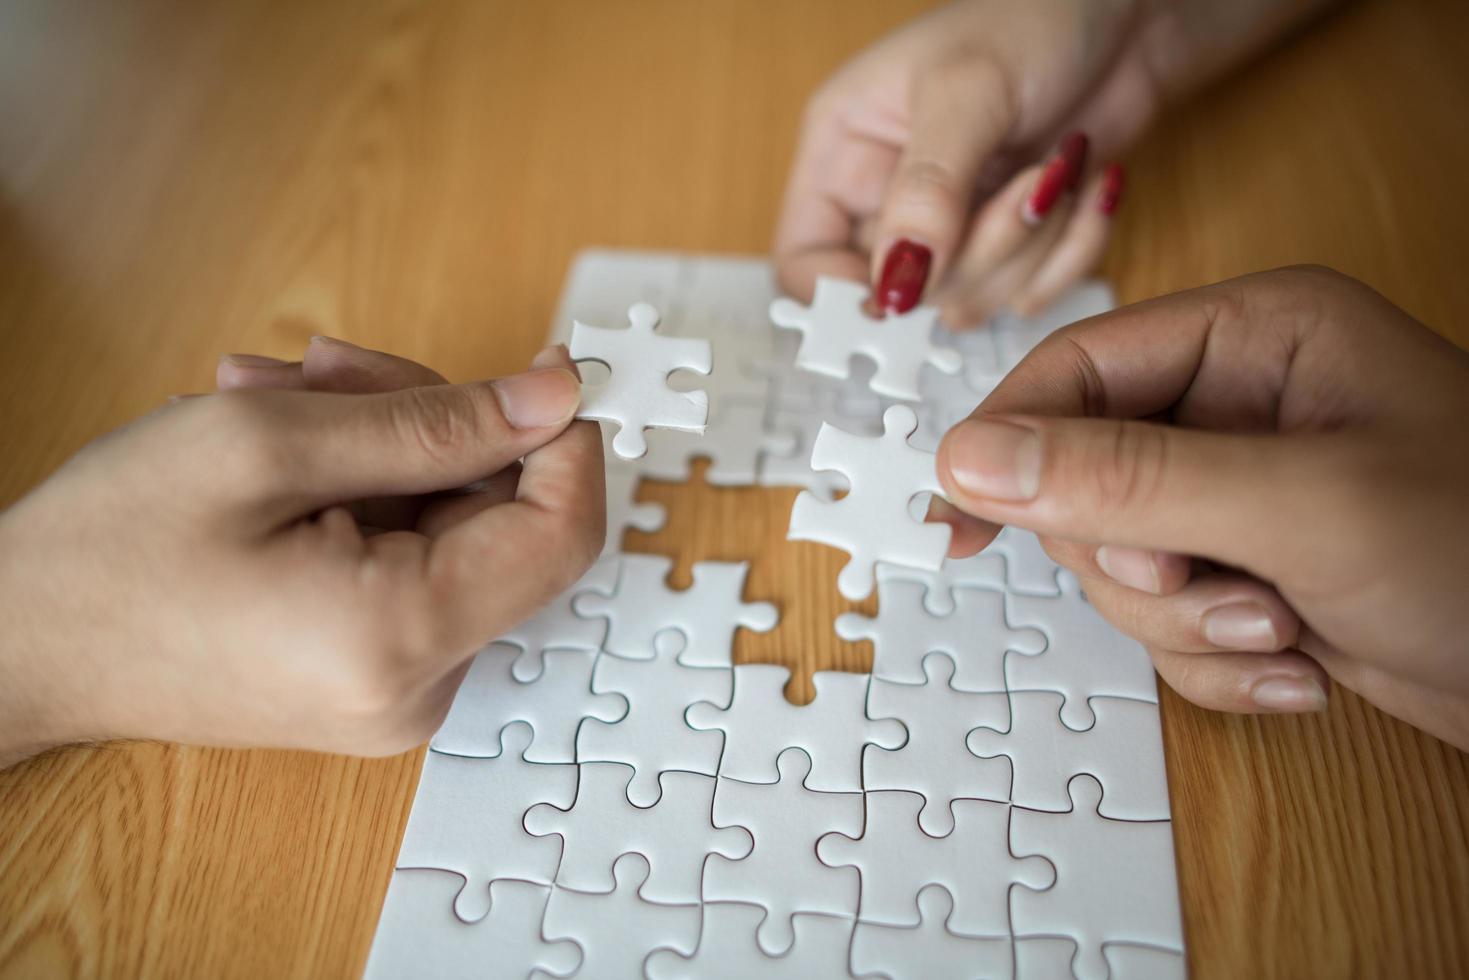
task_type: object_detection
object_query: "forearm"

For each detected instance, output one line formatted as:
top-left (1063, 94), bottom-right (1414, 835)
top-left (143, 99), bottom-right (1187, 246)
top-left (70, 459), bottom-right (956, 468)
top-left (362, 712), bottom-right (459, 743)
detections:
top-left (1140, 0), bottom-right (1346, 104)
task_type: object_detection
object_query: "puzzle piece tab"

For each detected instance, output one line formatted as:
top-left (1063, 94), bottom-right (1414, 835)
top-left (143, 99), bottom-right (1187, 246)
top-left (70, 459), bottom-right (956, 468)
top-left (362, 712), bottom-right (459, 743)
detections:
top-left (850, 885), bottom-right (1012, 980)
top-left (788, 404), bottom-right (951, 600)
top-left (768, 277), bottom-right (961, 400)
top-left (541, 854), bottom-right (701, 978)
top-left (572, 301), bottom-right (712, 459)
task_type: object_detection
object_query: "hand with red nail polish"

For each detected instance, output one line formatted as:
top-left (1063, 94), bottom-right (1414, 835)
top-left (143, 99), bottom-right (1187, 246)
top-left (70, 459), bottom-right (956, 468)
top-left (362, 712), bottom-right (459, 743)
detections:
top-left (0, 342), bottom-right (605, 768)
top-left (774, 0), bottom-right (1341, 324)
top-left (935, 266), bottom-right (1469, 750)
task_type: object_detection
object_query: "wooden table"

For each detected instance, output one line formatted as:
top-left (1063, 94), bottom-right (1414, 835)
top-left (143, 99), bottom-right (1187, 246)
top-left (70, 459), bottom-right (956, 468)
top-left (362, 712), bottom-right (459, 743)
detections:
top-left (2, 1), bottom-right (1466, 976)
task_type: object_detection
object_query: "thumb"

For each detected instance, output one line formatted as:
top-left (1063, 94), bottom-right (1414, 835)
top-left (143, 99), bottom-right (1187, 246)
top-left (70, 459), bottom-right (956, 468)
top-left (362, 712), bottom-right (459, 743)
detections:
top-left (936, 413), bottom-right (1326, 572)
top-left (871, 56), bottom-right (1015, 312)
top-left (222, 366), bottom-right (583, 523)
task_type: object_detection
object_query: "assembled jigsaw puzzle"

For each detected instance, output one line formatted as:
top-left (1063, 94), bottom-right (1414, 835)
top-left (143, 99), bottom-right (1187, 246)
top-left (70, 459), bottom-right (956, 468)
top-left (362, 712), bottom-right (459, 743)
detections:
top-left (365, 251), bottom-right (1185, 979)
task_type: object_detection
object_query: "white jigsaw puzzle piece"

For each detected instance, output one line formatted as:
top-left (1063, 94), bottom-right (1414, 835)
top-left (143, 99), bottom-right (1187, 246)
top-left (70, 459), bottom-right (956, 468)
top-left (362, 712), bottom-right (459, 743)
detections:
top-left (573, 554), bottom-right (777, 668)
top-left (816, 790), bottom-right (1053, 937)
top-left (647, 905), bottom-right (855, 980)
top-left (836, 577), bottom-right (1046, 692)
top-left (850, 884), bottom-right (1013, 980)
top-left (1009, 775), bottom-right (1184, 980)
top-left (1005, 570), bottom-right (1160, 729)
top-left (571, 301), bottom-right (712, 459)
top-left (992, 279), bottom-right (1117, 370)
top-left (430, 643), bottom-right (627, 763)
top-left (863, 653), bottom-right (1012, 836)
top-left (687, 664), bottom-right (906, 793)
top-left (541, 854), bottom-right (701, 978)
top-left (788, 404), bottom-right (952, 600)
top-left (364, 871), bottom-right (579, 980)
top-left (701, 749), bottom-right (863, 954)
top-left (576, 632), bottom-right (731, 806)
top-left (548, 249), bottom-right (685, 345)
top-left (768, 277), bottom-right (961, 400)
top-left (1105, 943), bottom-right (1189, 980)
top-left (966, 691), bottom-right (1171, 820)
top-left (498, 555), bottom-right (619, 681)
top-left (393, 724), bottom-right (575, 921)
top-left (524, 764), bottom-right (751, 904)
top-left (759, 399), bottom-right (881, 500)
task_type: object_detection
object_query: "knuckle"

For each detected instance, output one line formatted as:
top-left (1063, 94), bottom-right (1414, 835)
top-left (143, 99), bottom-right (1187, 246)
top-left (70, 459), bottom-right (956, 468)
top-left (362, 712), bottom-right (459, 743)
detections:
top-left (1074, 420), bottom-right (1172, 533)
top-left (391, 384), bottom-right (491, 466)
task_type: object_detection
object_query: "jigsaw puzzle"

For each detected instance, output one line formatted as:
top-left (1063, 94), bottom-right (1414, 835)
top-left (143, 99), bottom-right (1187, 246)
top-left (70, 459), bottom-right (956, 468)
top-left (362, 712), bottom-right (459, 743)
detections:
top-left (366, 251), bottom-right (1185, 979)
top-left (571, 301), bottom-right (713, 459)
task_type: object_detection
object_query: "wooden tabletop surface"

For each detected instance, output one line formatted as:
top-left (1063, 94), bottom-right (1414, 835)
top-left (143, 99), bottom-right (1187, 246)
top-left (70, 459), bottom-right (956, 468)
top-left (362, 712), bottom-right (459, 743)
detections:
top-left (2, 1), bottom-right (1467, 976)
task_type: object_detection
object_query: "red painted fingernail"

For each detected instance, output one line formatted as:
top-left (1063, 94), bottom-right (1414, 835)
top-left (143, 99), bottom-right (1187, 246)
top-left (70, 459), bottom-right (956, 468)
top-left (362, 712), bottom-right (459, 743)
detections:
top-left (1099, 162), bottom-right (1125, 216)
top-left (1023, 131), bottom-right (1088, 224)
top-left (1060, 131), bottom-right (1089, 190)
top-left (875, 238), bottom-right (932, 314)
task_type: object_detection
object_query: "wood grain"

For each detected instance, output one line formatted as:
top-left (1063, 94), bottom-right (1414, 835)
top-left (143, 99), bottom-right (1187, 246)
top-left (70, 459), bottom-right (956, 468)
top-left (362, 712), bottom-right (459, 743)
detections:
top-left (1, 0), bottom-right (1467, 977)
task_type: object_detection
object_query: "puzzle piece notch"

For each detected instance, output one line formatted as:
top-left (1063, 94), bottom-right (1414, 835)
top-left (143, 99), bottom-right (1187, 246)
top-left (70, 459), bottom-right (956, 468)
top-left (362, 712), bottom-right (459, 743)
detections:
top-left (768, 276), bottom-right (962, 400)
top-left (816, 789), bottom-right (1053, 937)
top-left (1005, 569), bottom-right (1160, 730)
top-left (364, 871), bottom-right (580, 980)
top-left (573, 553), bottom-right (777, 668)
top-left (499, 555), bottom-right (619, 681)
top-left (966, 691), bottom-right (1171, 820)
top-left (687, 664), bottom-right (907, 793)
top-left (836, 577), bottom-right (1046, 693)
top-left (1009, 774), bottom-right (1184, 980)
top-left (525, 764), bottom-right (750, 904)
top-left (863, 653), bottom-right (1012, 836)
top-left (850, 884), bottom-right (1012, 980)
top-left (702, 748), bottom-right (863, 955)
top-left (639, 397), bottom-right (798, 486)
top-left (788, 404), bottom-right (952, 600)
top-left (647, 904), bottom-right (855, 980)
top-left (393, 723), bottom-right (575, 922)
top-left (571, 301), bottom-right (712, 459)
top-left (576, 631), bottom-right (732, 806)
top-left (430, 644), bottom-right (626, 763)
top-left (541, 853), bottom-right (701, 979)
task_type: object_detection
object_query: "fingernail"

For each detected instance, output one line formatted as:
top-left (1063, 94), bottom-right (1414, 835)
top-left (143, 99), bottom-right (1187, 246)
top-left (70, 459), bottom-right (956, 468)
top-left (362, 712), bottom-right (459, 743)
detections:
top-left (1098, 162), bottom-right (1125, 216)
top-left (875, 239), bottom-right (932, 314)
top-left (491, 368), bottom-right (581, 428)
top-left (309, 335), bottom-right (360, 349)
top-left (1023, 131), bottom-right (1088, 224)
top-left (1202, 602), bottom-right (1278, 651)
top-left (1060, 131), bottom-right (1089, 190)
top-left (1095, 545), bottom-right (1160, 594)
top-left (531, 344), bottom-right (569, 371)
top-left (1251, 676), bottom-right (1328, 713)
top-left (219, 353), bottom-right (287, 367)
top-left (945, 418), bottom-right (1042, 501)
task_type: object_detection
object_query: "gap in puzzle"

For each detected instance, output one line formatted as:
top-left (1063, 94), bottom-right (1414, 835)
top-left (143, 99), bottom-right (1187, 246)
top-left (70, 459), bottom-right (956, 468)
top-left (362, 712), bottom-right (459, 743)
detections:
top-left (364, 250), bottom-right (1186, 980)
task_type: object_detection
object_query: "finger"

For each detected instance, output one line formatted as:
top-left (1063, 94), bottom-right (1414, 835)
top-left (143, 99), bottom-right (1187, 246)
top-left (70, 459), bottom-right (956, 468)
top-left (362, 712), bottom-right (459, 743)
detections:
top-left (868, 57), bottom-right (1019, 311)
top-left (1074, 571), bottom-right (1301, 655)
top-left (1038, 537), bottom-right (1191, 597)
top-left (414, 465), bottom-right (523, 538)
top-left (1009, 164), bottom-right (1120, 318)
top-left (941, 198), bottom-right (1073, 328)
top-left (937, 410), bottom-right (1331, 572)
top-left (302, 336), bottom-right (450, 392)
top-left (221, 362), bottom-right (581, 524)
top-left (217, 355), bottom-right (305, 391)
top-left (421, 349), bottom-right (605, 652)
top-left (1150, 645), bottom-right (1330, 715)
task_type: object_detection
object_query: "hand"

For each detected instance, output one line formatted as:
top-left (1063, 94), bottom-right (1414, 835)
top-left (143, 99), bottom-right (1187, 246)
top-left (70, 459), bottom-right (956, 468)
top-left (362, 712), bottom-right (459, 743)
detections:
top-left (774, 0), bottom-right (1336, 323)
top-left (933, 266), bottom-right (1469, 750)
top-left (0, 340), bottom-right (604, 767)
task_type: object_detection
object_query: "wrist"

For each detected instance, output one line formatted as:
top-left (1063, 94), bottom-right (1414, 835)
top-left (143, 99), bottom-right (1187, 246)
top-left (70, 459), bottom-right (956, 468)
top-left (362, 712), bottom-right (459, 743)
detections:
top-left (0, 519), bottom-right (92, 768)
